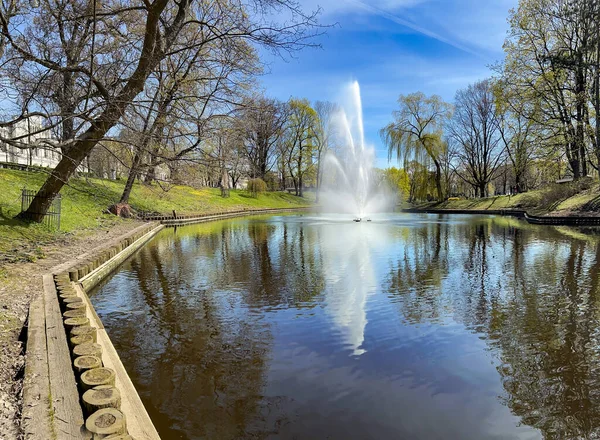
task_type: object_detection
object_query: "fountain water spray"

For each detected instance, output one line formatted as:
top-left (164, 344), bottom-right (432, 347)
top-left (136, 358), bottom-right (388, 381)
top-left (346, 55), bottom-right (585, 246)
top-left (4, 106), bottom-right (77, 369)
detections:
top-left (319, 81), bottom-right (393, 219)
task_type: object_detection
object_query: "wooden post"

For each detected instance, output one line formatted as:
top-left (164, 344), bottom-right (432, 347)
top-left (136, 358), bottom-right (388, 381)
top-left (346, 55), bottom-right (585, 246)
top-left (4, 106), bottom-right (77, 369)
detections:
top-left (73, 356), bottom-right (103, 375)
top-left (85, 408), bottom-right (127, 438)
top-left (82, 385), bottom-right (121, 415)
top-left (72, 343), bottom-right (103, 359)
top-left (80, 367), bottom-right (116, 391)
top-left (63, 308), bottom-right (87, 319)
top-left (70, 334), bottom-right (95, 349)
top-left (71, 325), bottom-right (98, 343)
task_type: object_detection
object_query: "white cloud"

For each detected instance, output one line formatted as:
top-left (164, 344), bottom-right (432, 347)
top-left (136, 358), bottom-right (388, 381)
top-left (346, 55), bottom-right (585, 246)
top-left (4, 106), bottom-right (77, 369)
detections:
top-left (300, 0), bottom-right (428, 17)
top-left (300, 0), bottom-right (518, 58)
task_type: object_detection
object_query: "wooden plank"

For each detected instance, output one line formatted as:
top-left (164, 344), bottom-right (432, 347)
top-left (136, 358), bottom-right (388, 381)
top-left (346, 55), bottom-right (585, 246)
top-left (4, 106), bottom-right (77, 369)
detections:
top-left (75, 284), bottom-right (161, 440)
top-left (43, 274), bottom-right (89, 440)
top-left (21, 295), bottom-right (53, 440)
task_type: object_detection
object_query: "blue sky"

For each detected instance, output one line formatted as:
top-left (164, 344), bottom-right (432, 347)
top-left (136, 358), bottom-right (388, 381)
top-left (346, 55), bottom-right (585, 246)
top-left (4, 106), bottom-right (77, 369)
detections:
top-left (260, 0), bottom-right (519, 168)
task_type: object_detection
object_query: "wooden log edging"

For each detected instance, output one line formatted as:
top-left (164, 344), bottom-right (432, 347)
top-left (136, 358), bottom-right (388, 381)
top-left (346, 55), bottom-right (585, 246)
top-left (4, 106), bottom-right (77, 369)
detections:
top-left (24, 208), bottom-right (311, 439)
top-left (23, 222), bottom-right (164, 440)
top-left (401, 207), bottom-right (600, 226)
top-left (158, 206), bottom-right (312, 227)
top-left (59, 223), bottom-right (163, 439)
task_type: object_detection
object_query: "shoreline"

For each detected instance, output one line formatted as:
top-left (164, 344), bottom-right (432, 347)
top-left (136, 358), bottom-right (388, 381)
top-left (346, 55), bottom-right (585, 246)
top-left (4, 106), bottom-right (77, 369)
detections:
top-left (1, 206), bottom-right (312, 439)
top-left (402, 207), bottom-right (600, 226)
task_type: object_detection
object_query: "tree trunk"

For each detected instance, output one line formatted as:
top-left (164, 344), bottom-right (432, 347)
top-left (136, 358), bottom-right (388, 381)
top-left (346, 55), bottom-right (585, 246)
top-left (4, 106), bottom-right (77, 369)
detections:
top-left (315, 150), bottom-right (322, 203)
top-left (21, 0), bottom-right (173, 222)
top-left (119, 153), bottom-right (141, 204)
top-left (434, 160), bottom-right (443, 201)
top-left (479, 182), bottom-right (487, 198)
top-left (575, 57), bottom-right (586, 178)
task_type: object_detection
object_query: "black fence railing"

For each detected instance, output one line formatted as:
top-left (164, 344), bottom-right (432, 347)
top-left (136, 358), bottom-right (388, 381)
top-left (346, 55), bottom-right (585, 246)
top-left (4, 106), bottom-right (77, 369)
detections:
top-left (20, 189), bottom-right (62, 230)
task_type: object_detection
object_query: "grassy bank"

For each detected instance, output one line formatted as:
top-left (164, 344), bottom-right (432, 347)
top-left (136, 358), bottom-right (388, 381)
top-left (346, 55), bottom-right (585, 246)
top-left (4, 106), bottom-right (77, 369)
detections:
top-left (415, 181), bottom-right (600, 215)
top-left (0, 169), bottom-right (313, 263)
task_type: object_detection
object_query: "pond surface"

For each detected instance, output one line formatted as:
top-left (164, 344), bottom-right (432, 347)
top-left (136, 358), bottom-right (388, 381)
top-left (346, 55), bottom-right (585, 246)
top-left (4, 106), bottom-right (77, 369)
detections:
top-left (90, 213), bottom-right (600, 440)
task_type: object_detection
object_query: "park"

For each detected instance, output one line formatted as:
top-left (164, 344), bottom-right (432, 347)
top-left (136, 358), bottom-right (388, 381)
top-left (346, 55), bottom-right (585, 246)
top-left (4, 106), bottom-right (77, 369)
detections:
top-left (2, 0), bottom-right (600, 439)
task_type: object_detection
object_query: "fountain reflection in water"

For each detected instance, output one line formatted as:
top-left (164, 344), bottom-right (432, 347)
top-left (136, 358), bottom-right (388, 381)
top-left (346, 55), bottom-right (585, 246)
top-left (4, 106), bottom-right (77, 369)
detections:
top-left (319, 81), bottom-right (394, 219)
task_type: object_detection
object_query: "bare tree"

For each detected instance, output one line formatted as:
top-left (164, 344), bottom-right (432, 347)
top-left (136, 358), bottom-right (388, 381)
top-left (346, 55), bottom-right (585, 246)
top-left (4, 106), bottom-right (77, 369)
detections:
top-left (238, 96), bottom-right (288, 180)
top-left (449, 79), bottom-right (505, 197)
top-left (0, 0), bottom-right (322, 221)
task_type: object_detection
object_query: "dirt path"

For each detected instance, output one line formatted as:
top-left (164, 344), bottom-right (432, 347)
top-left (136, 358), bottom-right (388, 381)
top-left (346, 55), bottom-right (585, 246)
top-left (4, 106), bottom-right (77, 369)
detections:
top-left (0, 220), bottom-right (144, 439)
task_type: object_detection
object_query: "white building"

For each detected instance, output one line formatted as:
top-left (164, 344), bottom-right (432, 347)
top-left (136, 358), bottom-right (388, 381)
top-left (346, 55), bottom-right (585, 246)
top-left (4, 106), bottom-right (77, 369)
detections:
top-left (0, 116), bottom-right (61, 168)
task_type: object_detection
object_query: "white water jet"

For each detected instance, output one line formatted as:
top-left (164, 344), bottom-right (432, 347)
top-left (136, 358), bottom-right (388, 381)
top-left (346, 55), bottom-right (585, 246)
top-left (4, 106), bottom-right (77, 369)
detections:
top-left (319, 81), bottom-right (394, 218)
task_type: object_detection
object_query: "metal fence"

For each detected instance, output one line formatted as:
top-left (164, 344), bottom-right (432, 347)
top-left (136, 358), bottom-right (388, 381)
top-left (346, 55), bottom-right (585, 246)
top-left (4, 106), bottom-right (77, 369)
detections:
top-left (21, 189), bottom-right (62, 230)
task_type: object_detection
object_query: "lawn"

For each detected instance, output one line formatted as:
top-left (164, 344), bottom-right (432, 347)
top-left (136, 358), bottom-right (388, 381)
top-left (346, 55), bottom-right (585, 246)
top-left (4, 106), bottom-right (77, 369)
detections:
top-left (423, 182), bottom-right (600, 215)
top-left (0, 168), bottom-right (313, 261)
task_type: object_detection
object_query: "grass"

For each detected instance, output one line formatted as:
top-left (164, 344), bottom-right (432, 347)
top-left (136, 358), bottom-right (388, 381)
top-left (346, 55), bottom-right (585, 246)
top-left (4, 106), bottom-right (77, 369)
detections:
top-left (421, 181), bottom-right (600, 216)
top-left (0, 168), bottom-right (313, 262)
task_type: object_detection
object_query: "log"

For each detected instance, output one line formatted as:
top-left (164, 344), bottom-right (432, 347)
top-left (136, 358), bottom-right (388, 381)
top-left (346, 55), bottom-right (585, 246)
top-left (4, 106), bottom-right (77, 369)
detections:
top-left (59, 292), bottom-right (78, 303)
top-left (66, 301), bottom-right (87, 313)
top-left (70, 333), bottom-right (95, 348)
top-left (85, 408), bottom-right (127, 438)
top-left (61, 296), bottom-right (83, 312)
top-left (82, 385), bottom-right (121, 415)
top-left (64, 317), bottom-right (90, 332)
top-left (69, 269), bottom-right (79, 281)
top-left (73, 356), bottom-right (103, 375)
top-left (71, 325), bottom-right (98, 343)
top-left (103, 435), bottom-right (133, 440)
top-left (80, 367), bottom-right (116, 391)
top-left (63, 308), bottom-right (87, 319)
top-left (72, 343), bottom-right (102, 359)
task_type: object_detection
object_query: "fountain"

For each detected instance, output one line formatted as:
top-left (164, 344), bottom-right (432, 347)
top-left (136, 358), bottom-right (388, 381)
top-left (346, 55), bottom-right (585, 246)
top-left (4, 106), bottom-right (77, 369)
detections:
top-left (319, 81), bottom-right (393, 219)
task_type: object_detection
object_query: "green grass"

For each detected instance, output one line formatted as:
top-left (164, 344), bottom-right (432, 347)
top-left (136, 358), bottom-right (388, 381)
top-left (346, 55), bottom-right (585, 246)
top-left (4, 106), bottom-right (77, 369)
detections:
top-left (417, 182), bottom-right (600, 215)
top-left (0, 168), bottom-right (313, 262)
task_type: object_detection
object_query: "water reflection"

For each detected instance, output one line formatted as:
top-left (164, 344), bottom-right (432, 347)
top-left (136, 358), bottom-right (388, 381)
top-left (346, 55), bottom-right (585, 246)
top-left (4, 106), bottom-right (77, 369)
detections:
top-left (91, 214), bottom-right (600, 439)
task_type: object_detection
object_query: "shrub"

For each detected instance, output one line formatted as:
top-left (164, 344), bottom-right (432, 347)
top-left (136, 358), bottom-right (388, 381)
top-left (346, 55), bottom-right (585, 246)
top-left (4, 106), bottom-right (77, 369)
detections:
top-left (246, 178), bottom-right (267, 198)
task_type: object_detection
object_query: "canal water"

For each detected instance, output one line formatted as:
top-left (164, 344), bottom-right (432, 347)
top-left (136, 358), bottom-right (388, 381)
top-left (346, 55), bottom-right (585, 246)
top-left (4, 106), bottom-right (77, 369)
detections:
top-left (89, 213), bottom-right (600, 439)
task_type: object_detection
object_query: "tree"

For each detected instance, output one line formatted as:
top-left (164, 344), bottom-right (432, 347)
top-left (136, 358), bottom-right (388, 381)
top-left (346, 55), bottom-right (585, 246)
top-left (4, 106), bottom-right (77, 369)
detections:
top-left (283, 98), bottom-right (318, 197)
top-left (381, 167), bottom-right (410, 201)
top-left (449, 79), bottom-right (505, 197)
top-left (0, 0), bottom-right (321, 221)
top-left (239, 96), bottom-right (288, 180)
top-left (494, 78), bottom-right (541, 192)
top-left (313, 100), bottom-right (338, 202)
top-left (500, 0), bottom-right (595, 180)
top-left (380, 92), bottom-right (452, 201)
top-left (116, 23), bottom-right (259, 205)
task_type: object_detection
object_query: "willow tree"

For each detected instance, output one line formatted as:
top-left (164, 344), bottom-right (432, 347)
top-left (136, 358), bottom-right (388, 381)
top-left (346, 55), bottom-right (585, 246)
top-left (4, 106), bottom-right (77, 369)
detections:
top-left (380, 92), bottom-right (452, 201)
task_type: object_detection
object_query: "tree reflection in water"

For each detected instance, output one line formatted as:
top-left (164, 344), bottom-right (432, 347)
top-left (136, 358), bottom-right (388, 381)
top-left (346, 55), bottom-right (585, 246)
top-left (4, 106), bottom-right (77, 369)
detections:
top-left (91, 214), bottom-right (600, 439)
top-left (386, 216), bottom-right (600, 439)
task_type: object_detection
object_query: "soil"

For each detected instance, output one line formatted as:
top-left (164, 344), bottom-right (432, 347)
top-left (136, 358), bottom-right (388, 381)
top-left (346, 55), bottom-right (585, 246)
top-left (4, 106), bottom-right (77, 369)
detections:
top-left (0, 220), bottom-right (143, 439)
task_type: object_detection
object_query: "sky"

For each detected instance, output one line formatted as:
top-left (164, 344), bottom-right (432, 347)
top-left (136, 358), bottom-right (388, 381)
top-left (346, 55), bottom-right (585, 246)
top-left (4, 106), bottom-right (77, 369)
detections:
top-left (259, 0), bottom-right (519, 168)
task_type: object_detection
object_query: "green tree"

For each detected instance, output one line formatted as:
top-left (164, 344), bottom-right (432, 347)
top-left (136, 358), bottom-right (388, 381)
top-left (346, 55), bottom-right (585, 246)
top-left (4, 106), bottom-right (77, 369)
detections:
top-left (283, 98), bottom-right (318, 197)
top-left (380, 92), bottom-right (452, 201)
top-left (382, 167), bottom-right (410, 201)
top-left (500, 0), bottom-right (596, 179)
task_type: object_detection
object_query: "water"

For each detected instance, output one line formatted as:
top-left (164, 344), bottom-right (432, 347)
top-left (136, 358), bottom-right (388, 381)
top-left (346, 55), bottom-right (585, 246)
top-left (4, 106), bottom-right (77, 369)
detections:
top-left (319, 81), bottom-right (393, 217)
top-left (89, 213), bottom-right (600, 440)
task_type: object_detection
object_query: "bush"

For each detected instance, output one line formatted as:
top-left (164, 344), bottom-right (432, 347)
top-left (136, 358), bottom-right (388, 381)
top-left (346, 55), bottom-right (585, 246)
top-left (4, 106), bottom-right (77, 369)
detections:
top-left (246, 178), bottom-right (267, 198)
